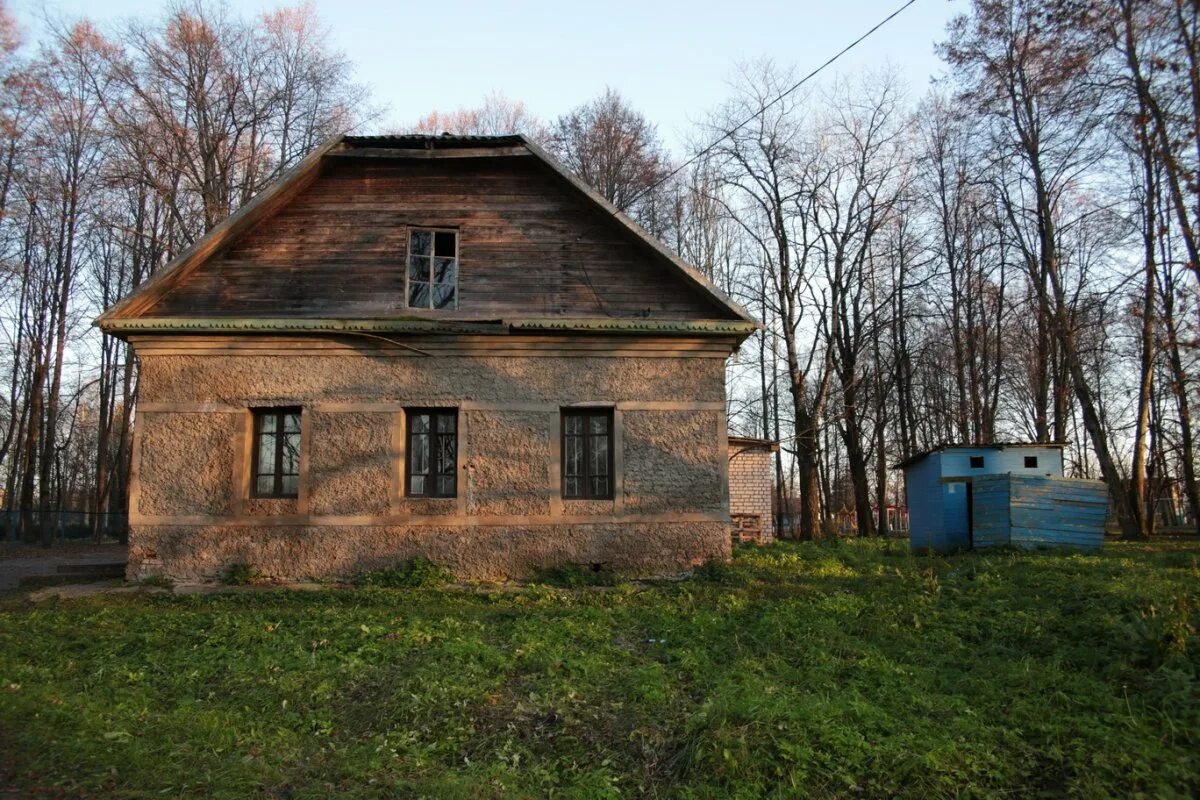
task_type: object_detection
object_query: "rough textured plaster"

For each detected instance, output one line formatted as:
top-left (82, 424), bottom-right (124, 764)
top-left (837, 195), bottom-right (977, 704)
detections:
top-left (139, 354), bottom-right (724, 405)
top-left (138, 412), bottom-right (235, 516)
top-left (623, 410), bottom-right (723, 514)
top-left (127, 521), bottom-right (731, 581)
top-left (395, 497), bottom-right (457, 516)
top-left (308, 411), bottom-right (392, 515)
top-left (465, 410), bottom-right (552, 516)
top-left (563, 499), bottom-right (617, 516)
top-left (244, 498), bottom-right (298, 516)
top-left (132, 348), bottom-right (732, 577)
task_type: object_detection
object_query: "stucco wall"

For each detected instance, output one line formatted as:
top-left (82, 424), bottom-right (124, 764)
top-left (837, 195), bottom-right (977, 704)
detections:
top-left (129, 345), bottom-right (731, 580)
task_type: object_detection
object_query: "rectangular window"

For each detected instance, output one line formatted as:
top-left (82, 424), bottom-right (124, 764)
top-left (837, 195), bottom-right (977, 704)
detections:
top-left (562, 409), bottom-right (613, 499)
top-left (969, 455), bottom-right (985, 469)
top-left (407, 228), bottom-right (458, 309)
top-left (407, 409), bottom-right (457, 497)
top-left (1024, 455), bottom-right (1039, 468)
top-left (251, 408), bottom-right (301, 498)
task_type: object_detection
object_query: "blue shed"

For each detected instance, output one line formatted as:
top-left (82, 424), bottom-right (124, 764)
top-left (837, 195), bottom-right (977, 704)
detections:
top-left (971, 473), bottom-right (1108, 550)
top-left (895, 443), bottom-right (1072, 553)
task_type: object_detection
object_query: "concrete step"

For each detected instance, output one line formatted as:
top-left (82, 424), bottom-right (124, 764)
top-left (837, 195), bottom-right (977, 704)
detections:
top-left (55, 562), bottom-right (126, 576)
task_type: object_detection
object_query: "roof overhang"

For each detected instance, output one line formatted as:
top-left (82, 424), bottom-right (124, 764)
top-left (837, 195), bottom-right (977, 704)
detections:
top-left (96, 133), bottom-right (761, 336)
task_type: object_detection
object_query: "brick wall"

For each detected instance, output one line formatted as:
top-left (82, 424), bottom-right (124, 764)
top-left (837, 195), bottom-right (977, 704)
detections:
top-left (728, 444), bottom-right (775, 543)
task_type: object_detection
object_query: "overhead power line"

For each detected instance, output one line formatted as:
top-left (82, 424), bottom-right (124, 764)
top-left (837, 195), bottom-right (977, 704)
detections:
top-left (627, 0), bottom-right (921, 207)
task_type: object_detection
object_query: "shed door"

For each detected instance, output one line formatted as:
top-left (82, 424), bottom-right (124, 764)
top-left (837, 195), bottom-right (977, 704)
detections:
top-left (965, 482), bottom-right (974, 549)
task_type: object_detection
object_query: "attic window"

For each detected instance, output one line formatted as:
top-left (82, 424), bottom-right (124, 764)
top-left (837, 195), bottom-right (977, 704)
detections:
top-left (1024, 455), bottom-right (1039, 468)
top-left (969, 456), bottom-right (984, 469)
top-left (407, 228), bottom-right (458, 309)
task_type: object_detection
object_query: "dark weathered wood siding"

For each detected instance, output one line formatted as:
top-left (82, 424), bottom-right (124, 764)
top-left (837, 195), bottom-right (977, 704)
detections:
top-left (143, 156), bottom-right (733, 320)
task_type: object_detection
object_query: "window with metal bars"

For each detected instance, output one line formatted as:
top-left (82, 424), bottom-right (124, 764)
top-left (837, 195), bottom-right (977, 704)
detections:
top-left (562, 409), bottom-right (613, 500)
top-left (251, 408), bottom-right (301, 498)
top-left (406, 409), bottom-right (457, 497)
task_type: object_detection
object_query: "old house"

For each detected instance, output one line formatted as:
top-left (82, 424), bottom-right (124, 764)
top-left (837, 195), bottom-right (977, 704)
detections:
top-left (97, 134), bottom-right (758, 581)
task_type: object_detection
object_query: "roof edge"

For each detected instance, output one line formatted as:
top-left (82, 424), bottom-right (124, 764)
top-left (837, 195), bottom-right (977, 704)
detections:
top-left (893, 441), bottom-right (1069, 471)
top-left (518, 136), bottom-right (761, 329)
top-left (98, 316), bottom-right (755, 338)
top-left (96, 134), bottom-right (347, 326)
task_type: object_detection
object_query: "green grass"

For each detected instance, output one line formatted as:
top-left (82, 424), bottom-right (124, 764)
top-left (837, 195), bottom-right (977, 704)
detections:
top-left (1, 539), bottom-right (1197, 798)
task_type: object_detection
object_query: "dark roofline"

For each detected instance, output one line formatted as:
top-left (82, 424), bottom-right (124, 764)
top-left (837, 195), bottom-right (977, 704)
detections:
top-left (893, 441), bottom-right (1068, 471)
top-left (344, 133), bottom-right (526, 148)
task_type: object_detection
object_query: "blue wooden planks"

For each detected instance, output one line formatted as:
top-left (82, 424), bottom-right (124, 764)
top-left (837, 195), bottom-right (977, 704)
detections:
top-left (971, 474), bottom-right (1107, 551)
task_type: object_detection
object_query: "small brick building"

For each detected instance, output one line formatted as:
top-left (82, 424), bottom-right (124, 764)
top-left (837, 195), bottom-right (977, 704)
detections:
top-left (727, 437), bottom-right (778, 544)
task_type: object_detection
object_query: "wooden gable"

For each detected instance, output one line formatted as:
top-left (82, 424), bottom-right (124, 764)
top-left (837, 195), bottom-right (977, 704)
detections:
top-left (102, 136), bottom-right (753, 331)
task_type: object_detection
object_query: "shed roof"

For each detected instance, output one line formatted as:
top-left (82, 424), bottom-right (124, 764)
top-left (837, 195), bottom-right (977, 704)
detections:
top-left (728, 436), bottom-right (780, 454)
top-left (893, 442), bottom-right (1067, 471)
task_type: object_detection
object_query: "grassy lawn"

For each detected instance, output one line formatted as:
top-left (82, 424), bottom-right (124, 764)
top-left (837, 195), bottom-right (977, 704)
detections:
top-left (1, 539), bottom-right (1197, 799)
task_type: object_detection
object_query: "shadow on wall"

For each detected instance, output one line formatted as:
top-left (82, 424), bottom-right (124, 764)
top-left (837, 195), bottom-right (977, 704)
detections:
top-left (133, 341), bottom-right (731, 580)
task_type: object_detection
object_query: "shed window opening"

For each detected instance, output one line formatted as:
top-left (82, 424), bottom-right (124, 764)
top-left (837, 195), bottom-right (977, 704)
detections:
top-left (1024, 455), bottom-right (1039, 468)
top-left (562, 409), bottom-right (613, 499)
top-left (407, 409), bottom-right (457, 497)
top-left (969, 455), bottom-right (985, 469)
top-left (252, 408), bottom-right (301, 498)
top-left (408, 229), bottom-right (458, 309)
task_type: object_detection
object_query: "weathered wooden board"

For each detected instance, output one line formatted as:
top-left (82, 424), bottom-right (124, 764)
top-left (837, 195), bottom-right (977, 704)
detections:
top-left (971, 474), bottom-right (1107, 550)
top-left (143, 157), bottom-right (733, 320)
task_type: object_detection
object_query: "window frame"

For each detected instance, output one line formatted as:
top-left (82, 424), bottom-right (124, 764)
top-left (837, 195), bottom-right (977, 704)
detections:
top-left (561, 408), bottom-right (615, 500)
top-left (1024, 455), bottom-right (1039, 468)
top-left (405, 227), bottom-right (459, 310)
top-left (250, 407), bottom-right (302, 499)
top-left (405, 408), bottom-right (459, 498)
top-left (969, 455), bottom-right (985, 469)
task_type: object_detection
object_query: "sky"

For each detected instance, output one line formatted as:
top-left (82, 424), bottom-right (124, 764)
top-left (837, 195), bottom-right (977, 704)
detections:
top-left (12, 0), bottom-right (965, 151)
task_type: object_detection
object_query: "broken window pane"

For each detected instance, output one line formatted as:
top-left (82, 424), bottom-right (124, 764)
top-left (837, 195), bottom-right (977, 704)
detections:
top-left (434, 231), bottom-right (456, 257)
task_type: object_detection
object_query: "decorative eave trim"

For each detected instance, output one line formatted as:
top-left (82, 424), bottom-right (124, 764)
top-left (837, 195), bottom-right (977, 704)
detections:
top-left (506, 317), bottom-right (756, 336)
top-left (99, 316), bottom-right (755, 338)
top-left (100, 317), bottom-right (508, 335)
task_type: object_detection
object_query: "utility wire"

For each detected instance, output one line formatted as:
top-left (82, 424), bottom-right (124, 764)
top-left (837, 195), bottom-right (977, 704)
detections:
top-left (627, 0), bottom-right (921, 207)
